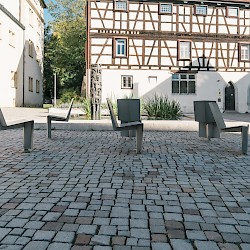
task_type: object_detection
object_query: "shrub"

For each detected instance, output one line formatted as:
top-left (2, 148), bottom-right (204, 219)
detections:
top-left (143, 94), bottom-right (183, 120)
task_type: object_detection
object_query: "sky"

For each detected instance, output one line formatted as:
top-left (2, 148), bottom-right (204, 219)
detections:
top-left (44, 0), bottom-right (53, 25)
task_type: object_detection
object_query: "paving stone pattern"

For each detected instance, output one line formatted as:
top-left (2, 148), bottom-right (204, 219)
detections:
top-left (0, 129), bottom-right (249, 249)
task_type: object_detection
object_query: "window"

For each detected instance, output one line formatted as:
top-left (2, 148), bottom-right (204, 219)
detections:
top-left (29, 40), bottom-right (34, 58)
top-left (121, 75), bottom-right (133, 89)
top-left (195, 5), bottom-right (207, 15)
top-left (227, 7), bottom-right (239, 17)
top-left (36, 80), bottom-right (40, 93)
top-left (172, 73), bottom-right (196, 94)
top-left (9, 30), bottom-right (15, 47)
top-left (11, 71), bottom-right (18, 88)
top-left (36, 46), bottom-right (40, 62)
top-left (29, 77), bottom-right (33, 92)
top-left (148, 76), bottom-right (157, 85)
top-left (159, 4), bottom-right (172, 14)
top-left (114, 0), bottom-right (127, 11)
top-left (29, 8), bottom-right (34, 26)
top-left (239, 44), bottom-right (250, 61)
top-left (113, 38), bottom-right (127, 57)
top-left (0, 23), bottom-right (2, 40)
top-left (178, 41), bottom-right (191, 60)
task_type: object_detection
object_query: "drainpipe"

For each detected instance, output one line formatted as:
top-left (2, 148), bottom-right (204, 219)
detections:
top-left (20, 0), bottom-right (25, 107)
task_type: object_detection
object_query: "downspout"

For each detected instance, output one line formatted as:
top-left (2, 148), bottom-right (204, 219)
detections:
top-left (19, 0), bottom-right (25, 106)
top-left (86, 0), bottom-right (91, 97)
top-left (22, 28), bottom-right (25, 107)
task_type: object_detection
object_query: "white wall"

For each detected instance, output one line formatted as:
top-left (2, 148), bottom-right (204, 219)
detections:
top-left (0, 6), bottom-right (24, 107)
top-left (0, 0), bottom-right (44, 107)
top-left (101, 69), bottom-right (250, 113)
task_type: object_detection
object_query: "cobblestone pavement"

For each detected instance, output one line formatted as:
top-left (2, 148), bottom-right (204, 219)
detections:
top-left (0, 129), bottom-right (249, 250)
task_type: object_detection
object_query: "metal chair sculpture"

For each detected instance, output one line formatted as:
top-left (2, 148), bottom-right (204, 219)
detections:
top-left (208, 102), bottom-right (248, 154)
top-left (47, 98), bottom-right (74, 138)
top-left (106, 98), bottom-right (143, 154)
top-left (0, 109), bottom-right (34, 152)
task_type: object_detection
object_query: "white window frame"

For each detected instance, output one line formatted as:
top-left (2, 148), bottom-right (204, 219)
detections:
top-left (29, 40), bottom-right (34, 58)
top-left (239, 44), bottom-right (250, 61)
top-left (11, 71), bottom-right (18, 88)
top-left (36, 80), bottom-right (40, 93)
top-left (148, 76), bottom-right (157, 85)
top-left (172, 73), bottom-right (196, 95)
top-left (9, 30), bottom-right (15, 47)
top-left (114, 0), bottom-right (128, 11)
top-left (227, 7), bottom-right (239, 18)
top-left (178, 41), bottom-right (191, 60)
top-left (195, 5), bottom-right (207, 16)
top-left (29, 77), bottom-right (33, 92)
top-left (159, 4), bottom-right (172, 14)
top-left (121, 75), bottom-right (133, 89)
top-left (114, 38), bottom-right (127, 57)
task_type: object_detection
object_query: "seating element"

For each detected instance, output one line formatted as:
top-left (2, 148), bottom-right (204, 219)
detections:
top-left (194, 101), bottom-right (248, 154)
top-left (208, 102), bottom-right (248, 154)
top-left (0, 109), bottom-right (34, 152)
top-left (47, 98), bottom-right (74, 138)
top-left (107, 98), bottom-right (143, 153)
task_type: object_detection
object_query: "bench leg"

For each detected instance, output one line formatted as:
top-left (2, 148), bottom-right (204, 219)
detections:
top-left (241, 126), bottom-right (249, 154)
top-left (47, 116), bottom-right (52, 138)
top-left (24, 121), bottom-right (34, 152)
top-left (198, 122), bottom-right (207, 138)
top-left (136, 124), bottom-right (143, 154)
top-left (207, 123), bottom-right (220, 139)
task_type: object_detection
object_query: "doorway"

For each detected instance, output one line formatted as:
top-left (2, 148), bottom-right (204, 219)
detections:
top-left (225, 82), bottom-right (235, 111)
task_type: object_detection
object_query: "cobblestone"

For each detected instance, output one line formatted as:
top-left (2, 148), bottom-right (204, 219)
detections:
top-left (0, 129), bottom-right (250, 249)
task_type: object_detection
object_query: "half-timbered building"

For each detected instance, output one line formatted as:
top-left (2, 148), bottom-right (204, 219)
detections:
top-left (86, 0), bottom-right (250, 113)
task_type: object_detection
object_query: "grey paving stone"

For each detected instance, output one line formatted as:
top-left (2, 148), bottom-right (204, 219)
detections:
top-left (6, 218), bottom-right (29, 228)
top-left (33, 230), bottom-right (56, 241)
top-left (0, 228), bottom-right (12, 241)
top-left (170, 239), bottom-right (194, 250)
top-left (99, 225), bottom-right (117, 235)
top-left (186, 230), bottom-right (207, 240)
top-left (194, 240), bottom-right (220, 250)
top-left (111, 207), bottom-right (129, 218)
top-left (77, 225), bottom-right (97, 235)
top-left (15, 236), bottom-right (31, 245)
top-left (151, 242), bottom-right (172, 250)
top-left (240, 244), bottom-right (250, 250)
top-left (91, 235), bottom-right (111, 245)
top-left (131, 228), bottom-right (150, 239)
top-left (23, 241), bottom-right (50, 250)
top-left (47, 243), bottom-right (71, 250)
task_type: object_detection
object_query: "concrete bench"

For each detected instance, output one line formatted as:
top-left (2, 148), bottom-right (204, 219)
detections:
top-left (107, 98), bottom-right (143, 154)
top-left (208, 102), bottom-right (249, 154)
top-left (0, 109), bottom-right (34, 152)
top-left (47, 98), bottom-right (74, 138)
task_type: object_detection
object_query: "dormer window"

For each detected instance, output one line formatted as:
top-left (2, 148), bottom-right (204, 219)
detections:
top-left (159, 4), bottom-right (172, 14)
top-left (114, 0), bottom-right (128, 12)
top-left (194, 5), bottom-right (207, 16)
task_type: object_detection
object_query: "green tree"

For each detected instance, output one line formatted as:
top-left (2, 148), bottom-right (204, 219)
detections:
top-left (43, 0), bottom-right (86, 99)
top-left (43, 26), bottom-right (56, 99)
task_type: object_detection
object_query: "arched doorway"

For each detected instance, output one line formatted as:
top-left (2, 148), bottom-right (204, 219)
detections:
top-left (225, 81), bottom-right (235, 111)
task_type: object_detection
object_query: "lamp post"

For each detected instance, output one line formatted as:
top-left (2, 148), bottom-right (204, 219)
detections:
top-left (54, 73), bottom-right (57, 107)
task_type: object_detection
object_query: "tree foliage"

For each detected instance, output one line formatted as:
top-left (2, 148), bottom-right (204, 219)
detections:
top-left (43, 0), bottom-right (86, 99)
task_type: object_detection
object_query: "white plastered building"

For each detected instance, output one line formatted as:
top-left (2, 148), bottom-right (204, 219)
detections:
top-left (0, 0), bottom-right (46, 107)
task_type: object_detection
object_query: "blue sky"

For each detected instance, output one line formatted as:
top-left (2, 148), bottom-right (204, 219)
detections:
top-left (44, 0), bottom-right (53, 24)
